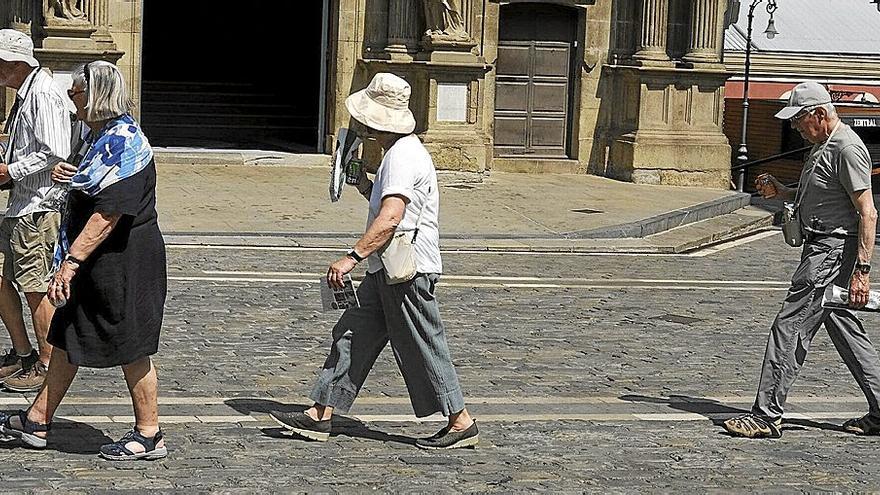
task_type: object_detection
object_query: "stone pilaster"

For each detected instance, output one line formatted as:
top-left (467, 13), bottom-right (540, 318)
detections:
top-left (632, 0), bottom-right (670, 64)
top-left (683, 0), bottom-right (726, 65)
top-left (84, 0), bottom-right (115, 47)
top-left (386, 0), bottom-right (421, 55)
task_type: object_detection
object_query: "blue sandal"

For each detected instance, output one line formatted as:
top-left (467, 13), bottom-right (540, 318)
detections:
top-left (99, 428), bottom-right (167, 461)
top-left (0, 410), bottom-right (50, 448)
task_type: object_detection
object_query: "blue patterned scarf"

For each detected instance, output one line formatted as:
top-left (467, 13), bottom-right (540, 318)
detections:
top-left (51, 114), bottom-right (153, 272)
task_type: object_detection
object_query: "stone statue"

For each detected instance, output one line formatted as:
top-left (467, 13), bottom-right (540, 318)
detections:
top-left (43, 0), bottom-right (88, 24)
top-left (422, 0), bottom-right (469, 40)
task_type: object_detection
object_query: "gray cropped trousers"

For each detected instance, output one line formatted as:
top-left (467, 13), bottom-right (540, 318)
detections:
top-left (752, 235), bottom-right (880, 421)
top-left (309, 271), bottom-right (466, 417)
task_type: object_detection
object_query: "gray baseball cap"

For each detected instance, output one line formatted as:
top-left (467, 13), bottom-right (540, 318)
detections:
top-left (775, 82), bottom-right (833, 120)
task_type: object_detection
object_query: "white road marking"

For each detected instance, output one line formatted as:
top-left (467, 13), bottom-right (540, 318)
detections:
top-left (168, 277), bottom-right (790, 291)
top-left (688, 229), bottom-right (781, 257)
top-left (11, 395), bottom-right (865, 424)
top-left (201, 271), bottom-right (791, 286)
top-left (46, 412), bottom-right (861, 425)
top-left (0, 395), bottom-right (861, 406)
top-left (166, 270), bottom-right (791, 290)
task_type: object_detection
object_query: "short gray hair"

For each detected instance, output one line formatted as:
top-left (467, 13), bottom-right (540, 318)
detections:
top-left (71, 61), bottom-right (133, 121)
top-left (817, 102), bottom-right (837, 117)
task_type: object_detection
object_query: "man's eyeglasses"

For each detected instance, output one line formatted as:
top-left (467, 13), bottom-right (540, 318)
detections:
top-left (790, 107), bottom-right (816, 124)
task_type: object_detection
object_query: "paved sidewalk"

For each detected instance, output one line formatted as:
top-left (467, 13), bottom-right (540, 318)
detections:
top-left (153, 152), bottom-right (769, 252)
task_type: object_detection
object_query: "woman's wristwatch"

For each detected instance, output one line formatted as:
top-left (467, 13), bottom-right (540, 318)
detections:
top-left (855, 261), bottom-right (871, 275)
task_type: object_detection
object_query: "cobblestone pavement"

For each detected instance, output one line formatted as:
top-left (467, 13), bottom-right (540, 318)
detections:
top-left (2, 232), bottom-right (880, 493)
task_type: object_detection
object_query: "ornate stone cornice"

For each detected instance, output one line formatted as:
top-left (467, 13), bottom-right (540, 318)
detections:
top-left (724, 52), bottom-right (880, 81)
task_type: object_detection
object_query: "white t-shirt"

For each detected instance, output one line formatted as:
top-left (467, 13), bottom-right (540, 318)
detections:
top-left (366, 135), bottom-right (442, 275)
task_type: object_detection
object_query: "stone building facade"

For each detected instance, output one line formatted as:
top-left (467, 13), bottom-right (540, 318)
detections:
top-left (1, 0), bottom-right (734, 188)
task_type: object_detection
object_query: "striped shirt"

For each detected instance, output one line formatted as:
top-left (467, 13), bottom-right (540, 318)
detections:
top-left (4, 68), bottom-right (72, 218)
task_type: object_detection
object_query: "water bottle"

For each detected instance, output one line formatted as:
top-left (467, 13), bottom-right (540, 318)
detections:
top-left (346, 159), bottom-right (363, 186)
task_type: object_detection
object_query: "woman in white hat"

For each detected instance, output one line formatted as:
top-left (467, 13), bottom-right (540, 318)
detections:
top-left (272, 72), bottom-right (478, 449)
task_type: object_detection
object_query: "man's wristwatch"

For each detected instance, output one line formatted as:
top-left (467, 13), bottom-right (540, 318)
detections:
top-left (856, 261), bottom-right (872, 275)
top-left (63, 254), bottom-right (84, 267)
top-left (347, 249), bottom-right (364, 263)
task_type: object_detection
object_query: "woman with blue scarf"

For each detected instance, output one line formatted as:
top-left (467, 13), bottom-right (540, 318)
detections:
top-left (0, 61), bottom-right (167, 460)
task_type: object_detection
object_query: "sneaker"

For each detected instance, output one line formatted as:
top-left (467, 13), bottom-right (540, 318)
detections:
top-left (269, 410), bottom-right (331, 442)
top-left (416, 421), bottom-right (479, 450)
top-left (0, 349), bottom-right (36, 383)
top-left (3, 360), bottom-right (47, 393)
top-left (722, 413), bottom-right (782, 439)
top-left (843, 414), bottom-right (880, 435)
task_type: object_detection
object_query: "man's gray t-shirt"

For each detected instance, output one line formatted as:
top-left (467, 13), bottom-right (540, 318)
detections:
top-left (798, 124), bottom-right (872, 236)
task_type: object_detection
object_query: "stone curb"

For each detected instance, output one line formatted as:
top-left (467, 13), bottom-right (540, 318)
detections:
top-left (163, 215), bottom-right (774, 255)
top-left (566, 192), bottom-right (753, 239)
top-left (161, 192), bottom-right (754, 242)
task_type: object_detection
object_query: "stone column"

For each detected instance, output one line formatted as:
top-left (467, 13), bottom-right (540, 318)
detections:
top-left (632, 0), bottom-right (670, 63)
top-left (683, 0), bottom-right (725, 64)
top-left (386, 0), bottom-right (421, 54)
top-left (84, 0), bottom-right (114, 45)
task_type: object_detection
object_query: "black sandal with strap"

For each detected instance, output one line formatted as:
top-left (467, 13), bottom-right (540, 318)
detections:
top-left (843, 414), bottom-right (880, 435)
top-left (0, 410), bottom-right (50, 448)
top-left (99, 428), bottom-right (168, 461)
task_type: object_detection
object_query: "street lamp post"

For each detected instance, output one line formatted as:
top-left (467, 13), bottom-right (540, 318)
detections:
top-left (735, 0), bottom-right (778, 192)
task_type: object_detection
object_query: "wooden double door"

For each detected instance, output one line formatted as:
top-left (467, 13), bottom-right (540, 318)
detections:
top-left (494, 4), bottom-right (578, 158)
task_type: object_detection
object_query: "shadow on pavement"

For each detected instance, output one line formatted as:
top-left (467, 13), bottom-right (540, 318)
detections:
top-left (0, 417), bottom-right (112, 455)
top-left (619, 394), bottom-right (844, 434)
top-left (224, 398), bottom-right (416, 446)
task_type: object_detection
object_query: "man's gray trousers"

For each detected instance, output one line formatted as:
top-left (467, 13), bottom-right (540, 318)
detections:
top-left (752, 235), bottom-right (880, 420)
top-left (309, 271), bottom-right (466, 417)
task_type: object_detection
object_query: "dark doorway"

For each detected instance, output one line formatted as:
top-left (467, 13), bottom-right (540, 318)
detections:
top-left (494, 3), bottom-right (578, 158)
top-left (141, 1), bottom-right (325, 151)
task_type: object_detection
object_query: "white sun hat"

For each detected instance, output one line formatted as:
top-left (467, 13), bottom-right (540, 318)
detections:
top-left (345, 73), bottom-right (416, 134)
top-left (0, 29), bottom-right (38, 68)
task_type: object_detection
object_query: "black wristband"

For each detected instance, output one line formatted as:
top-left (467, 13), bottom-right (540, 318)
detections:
top-left (347, 249), bottom-right (364, 263)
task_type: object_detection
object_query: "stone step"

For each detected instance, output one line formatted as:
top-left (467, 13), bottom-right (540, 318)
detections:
top-left (645, 206), bottom-right (776, 253)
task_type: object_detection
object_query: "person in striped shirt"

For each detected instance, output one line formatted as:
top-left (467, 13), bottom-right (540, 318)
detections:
top-left (0, 29), bottom-right (72, 393)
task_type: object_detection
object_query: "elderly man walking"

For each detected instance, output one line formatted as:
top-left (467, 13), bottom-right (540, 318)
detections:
top-left (724, 82), bottom-right (880, 438)
top-left (0, 29), bottom-right (71, 393)
top-left (271, 73), bottom-right (478, 449)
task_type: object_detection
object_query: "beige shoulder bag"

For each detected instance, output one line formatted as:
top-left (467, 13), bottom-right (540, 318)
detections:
top-left (379, 188), bottom-right (428, 285)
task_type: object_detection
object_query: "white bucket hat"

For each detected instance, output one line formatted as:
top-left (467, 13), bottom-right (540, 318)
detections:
top-left (0, 29), bottom-right (37, 68)
top-left (345, 73), bottom-right (416, 134)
